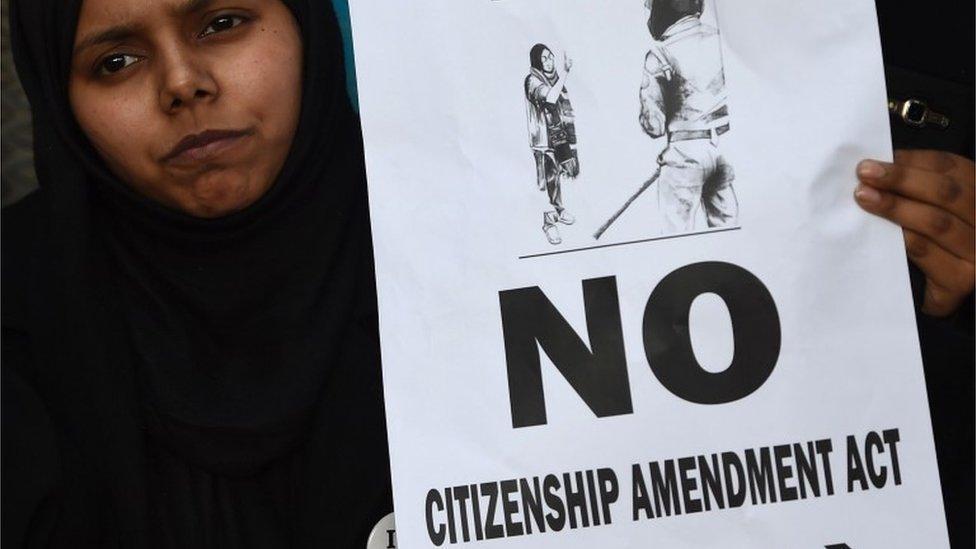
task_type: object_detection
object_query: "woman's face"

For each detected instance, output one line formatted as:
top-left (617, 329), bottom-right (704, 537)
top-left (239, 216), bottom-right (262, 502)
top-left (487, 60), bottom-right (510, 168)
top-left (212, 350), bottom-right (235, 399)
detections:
top-left (540, 49), bottom-right (555, 73)
top-left (69, 0), bottom-right (303, 218)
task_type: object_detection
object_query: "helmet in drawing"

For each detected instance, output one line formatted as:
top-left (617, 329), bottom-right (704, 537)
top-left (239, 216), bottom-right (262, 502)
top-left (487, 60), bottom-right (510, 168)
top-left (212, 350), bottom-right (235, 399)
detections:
top-left (646, 0), bottom-right (704, 40)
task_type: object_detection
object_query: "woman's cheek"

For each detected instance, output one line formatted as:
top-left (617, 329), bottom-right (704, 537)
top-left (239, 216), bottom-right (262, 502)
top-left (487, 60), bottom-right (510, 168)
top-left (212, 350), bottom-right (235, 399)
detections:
top-left (108, 127), bottom-right (158, 185)
top-left (235, 28), bottom-right (302, 132)
top-left (72, 81), bottom-right (161, 176)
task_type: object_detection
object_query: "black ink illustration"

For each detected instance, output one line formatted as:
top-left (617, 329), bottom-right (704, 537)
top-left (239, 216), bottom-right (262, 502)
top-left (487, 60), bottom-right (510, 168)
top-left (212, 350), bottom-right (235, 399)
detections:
top-left (595, 0), bottom-right (737, 239)
top-left (525, 44), bottom-right (580, 245)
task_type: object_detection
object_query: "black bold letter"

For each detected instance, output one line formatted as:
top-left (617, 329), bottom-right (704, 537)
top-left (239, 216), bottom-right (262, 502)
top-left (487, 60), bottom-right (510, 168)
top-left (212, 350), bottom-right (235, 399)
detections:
top-left (499, 277), bottom-right (632, 427)
top-left (426, 489), bottom-right (446, 546)
top-left (643, 262), bottom-right (780, 404)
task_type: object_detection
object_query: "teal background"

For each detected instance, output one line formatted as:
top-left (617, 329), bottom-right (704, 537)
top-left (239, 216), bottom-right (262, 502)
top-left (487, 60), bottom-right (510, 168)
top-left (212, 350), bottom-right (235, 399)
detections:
top-left (331, 0), bottom-right (359, 110)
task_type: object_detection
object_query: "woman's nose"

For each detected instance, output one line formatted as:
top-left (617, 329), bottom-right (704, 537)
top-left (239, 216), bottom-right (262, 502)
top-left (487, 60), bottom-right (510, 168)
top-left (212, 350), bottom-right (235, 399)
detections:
top-left (158, 48), bottom-right (218, 113)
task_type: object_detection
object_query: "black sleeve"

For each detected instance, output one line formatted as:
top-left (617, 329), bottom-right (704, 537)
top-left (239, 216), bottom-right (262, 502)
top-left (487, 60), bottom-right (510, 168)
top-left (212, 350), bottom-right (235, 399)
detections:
top-left (2, 326), bottom-right (59, 549)
top-left (908, 263), bottom-right (976, 549)
top-left (879, 2), bottom-right (975, 542)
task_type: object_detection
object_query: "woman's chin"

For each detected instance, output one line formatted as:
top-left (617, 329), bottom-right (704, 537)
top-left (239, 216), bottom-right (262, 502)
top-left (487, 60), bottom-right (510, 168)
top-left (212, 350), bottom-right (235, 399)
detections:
top-left (171, 172), bottom-right (270, 219)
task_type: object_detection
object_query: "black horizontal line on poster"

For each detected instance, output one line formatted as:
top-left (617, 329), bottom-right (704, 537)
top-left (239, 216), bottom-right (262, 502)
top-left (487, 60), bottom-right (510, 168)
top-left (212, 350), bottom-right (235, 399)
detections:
top-left (518, 226), bottom-right (742, 260)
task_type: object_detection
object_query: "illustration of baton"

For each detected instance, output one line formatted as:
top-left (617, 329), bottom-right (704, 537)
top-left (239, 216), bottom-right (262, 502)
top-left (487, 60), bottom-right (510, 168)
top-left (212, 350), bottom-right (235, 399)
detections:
top-left (593, 166), bottom-right (662, 240)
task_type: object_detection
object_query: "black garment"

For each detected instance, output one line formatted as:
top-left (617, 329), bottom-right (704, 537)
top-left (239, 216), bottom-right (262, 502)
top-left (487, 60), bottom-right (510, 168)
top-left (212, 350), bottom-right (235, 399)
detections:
top-left (877, 2), bottom-right (975, 548)
top-left (3, 1), bottom-right (391, 548)
top-left (533, 150), bottom-right (564, 211)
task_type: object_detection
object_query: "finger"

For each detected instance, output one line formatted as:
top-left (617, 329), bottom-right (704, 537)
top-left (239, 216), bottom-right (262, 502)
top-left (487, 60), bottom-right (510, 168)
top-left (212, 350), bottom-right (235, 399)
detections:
top-left (894, 149), bottom-right (976, 183)
top-left (922, 281), bottom-right (968, 317)
top-left (857, 159), bottom-right (975, 224)
top-left (904, 229), bottom-right (976, 298)
top-left (904, 230), bottom-right (975, 317)
top-left (855, 186), bottom-right (975, 261)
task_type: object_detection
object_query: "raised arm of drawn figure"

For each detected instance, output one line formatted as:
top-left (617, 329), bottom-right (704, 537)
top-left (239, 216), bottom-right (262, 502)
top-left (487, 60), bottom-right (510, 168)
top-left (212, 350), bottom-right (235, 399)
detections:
top-left (639, 48), bottom-right (669, 138)
top-left (544, 54), bottom-right (573, 104)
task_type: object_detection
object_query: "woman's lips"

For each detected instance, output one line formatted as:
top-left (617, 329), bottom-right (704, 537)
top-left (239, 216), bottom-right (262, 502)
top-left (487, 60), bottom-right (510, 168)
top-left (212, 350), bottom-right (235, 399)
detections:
top-left (163, 129), bottom-right (252, 164)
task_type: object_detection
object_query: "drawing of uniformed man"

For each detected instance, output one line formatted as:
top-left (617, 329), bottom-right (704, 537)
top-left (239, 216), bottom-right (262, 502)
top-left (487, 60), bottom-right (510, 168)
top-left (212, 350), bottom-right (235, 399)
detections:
top-left (640, 0), bottom-right (738, 233)
top-left (525, 44), bottom-right (579, 245)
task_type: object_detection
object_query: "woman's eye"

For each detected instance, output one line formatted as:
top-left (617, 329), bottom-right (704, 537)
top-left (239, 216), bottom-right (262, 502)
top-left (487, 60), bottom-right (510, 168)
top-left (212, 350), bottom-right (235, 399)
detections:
top-left (98, 54), bottom-right (140, 75)
top-left (200, 14), bottom-right (247, 37)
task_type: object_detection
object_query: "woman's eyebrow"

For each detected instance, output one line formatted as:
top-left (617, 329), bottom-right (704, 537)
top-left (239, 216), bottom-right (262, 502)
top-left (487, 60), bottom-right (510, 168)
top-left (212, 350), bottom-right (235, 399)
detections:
top-left (174, 0), bottom-right (218, 17)
top-left (73, 0), bottom-right (219, 54)
top-left (74, 25), bottom-right (141, 54)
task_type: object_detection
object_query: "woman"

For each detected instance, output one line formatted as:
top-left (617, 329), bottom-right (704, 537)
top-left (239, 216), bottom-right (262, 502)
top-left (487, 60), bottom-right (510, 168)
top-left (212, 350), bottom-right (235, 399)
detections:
top-left (524, 43), bottom-right (578, 245)
top-left (3, 0), bottom-right (391, 547)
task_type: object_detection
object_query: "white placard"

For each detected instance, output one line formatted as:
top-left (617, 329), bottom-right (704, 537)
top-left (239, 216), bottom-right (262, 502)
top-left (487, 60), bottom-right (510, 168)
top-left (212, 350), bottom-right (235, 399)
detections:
top-left (349, 1), bottom-right (950, 547)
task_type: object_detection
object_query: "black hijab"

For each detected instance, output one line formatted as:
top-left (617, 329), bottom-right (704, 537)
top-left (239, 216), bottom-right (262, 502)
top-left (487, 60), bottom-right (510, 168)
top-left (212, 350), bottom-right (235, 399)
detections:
top-left (5, 0), bottom-right (391, 547)
top-left (529, 44), bottom-right (559, 87)
top-left (529, 43), bottom-right (550, 74)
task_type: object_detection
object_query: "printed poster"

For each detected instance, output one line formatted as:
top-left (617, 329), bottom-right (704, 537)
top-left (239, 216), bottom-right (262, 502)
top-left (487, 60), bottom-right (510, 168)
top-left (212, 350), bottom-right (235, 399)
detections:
top-left (349, 0), bottom-right (950, 547)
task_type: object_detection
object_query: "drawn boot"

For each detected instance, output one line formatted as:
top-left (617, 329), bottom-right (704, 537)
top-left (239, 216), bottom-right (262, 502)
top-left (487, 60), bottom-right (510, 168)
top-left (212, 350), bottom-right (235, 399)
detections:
top-left (543, 211), bottom-right (562, 245)
top-left (557, 209), bottom-right (575, 225)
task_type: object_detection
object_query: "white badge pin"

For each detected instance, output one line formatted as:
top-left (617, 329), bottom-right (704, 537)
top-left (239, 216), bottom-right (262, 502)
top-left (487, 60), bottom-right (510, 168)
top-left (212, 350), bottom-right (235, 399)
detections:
top-left (366, 512), bottom-right (396, 549)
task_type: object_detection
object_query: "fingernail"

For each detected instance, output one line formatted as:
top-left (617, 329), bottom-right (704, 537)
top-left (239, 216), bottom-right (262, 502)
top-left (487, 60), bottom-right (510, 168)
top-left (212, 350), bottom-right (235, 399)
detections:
top-left (855, 184), bottom-right (882, 204)
top-left (857, 160), bottom-right (886, 179)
